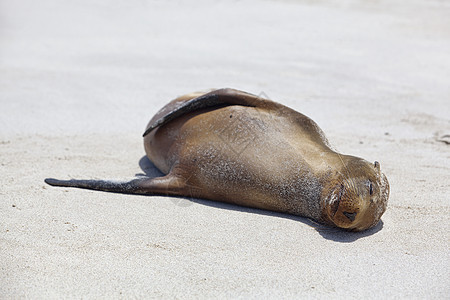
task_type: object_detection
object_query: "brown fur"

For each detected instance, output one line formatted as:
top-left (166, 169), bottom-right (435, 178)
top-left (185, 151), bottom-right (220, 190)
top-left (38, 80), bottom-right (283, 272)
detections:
top-left (45, 88), bottom-right (389, 231)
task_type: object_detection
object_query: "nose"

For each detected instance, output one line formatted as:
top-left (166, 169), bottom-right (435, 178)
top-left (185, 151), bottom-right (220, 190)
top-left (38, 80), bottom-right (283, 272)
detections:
top-left (343, 211), bottom-right (357, 221)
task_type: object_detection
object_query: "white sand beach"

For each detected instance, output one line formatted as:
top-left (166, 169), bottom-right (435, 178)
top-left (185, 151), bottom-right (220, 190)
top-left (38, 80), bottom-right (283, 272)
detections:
top-left (1, 0), bottom-right (449, 298)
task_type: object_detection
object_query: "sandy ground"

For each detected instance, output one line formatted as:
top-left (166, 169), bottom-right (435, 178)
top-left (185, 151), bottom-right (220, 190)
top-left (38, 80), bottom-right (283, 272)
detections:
top-left (1, 0), bottom-right (449, 298)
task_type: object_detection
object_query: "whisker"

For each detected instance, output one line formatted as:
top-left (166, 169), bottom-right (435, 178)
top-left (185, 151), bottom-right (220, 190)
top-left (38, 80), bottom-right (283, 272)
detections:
top-left (336, 152), bottom-right (359, 195)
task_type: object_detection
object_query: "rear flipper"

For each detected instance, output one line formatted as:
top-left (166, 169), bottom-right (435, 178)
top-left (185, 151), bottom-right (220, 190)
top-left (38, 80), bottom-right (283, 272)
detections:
top-left (44, 174), bottom-right (187, 196)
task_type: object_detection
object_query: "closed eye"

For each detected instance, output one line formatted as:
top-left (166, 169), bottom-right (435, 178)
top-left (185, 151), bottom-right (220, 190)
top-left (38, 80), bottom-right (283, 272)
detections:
top-left (369, 182), bottom-right (373, 195)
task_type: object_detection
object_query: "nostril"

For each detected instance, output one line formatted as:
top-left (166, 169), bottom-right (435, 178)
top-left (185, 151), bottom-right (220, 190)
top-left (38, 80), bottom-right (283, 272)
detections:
top-left (343, 211), bottom-right (357, 221)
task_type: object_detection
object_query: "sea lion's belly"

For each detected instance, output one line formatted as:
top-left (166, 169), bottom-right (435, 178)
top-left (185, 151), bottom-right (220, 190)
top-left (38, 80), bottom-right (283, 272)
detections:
top-left (145, 106), bottom-right (326, 217)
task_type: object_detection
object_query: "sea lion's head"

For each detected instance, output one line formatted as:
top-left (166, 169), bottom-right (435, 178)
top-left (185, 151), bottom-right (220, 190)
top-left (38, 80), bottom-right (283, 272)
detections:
top-left (323, 157), bottom-right (389, 231)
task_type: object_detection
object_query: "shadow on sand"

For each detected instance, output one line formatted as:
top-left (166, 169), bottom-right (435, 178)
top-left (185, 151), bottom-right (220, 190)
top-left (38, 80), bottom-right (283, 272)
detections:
top-left (137, 156), bottom-right (383, 242)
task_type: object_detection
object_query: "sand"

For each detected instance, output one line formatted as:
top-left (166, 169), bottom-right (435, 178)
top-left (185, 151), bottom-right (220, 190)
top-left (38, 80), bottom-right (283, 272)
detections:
top-left (1, 0), bottom-right (449, 298)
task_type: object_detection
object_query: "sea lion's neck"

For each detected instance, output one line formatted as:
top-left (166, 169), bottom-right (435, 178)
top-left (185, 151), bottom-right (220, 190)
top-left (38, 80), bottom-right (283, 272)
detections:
top-left (292, 147), bottom-right (352, 221)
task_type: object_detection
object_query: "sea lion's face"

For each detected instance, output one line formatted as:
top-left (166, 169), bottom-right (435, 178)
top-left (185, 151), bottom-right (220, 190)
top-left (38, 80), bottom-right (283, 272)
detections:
top-left (324, 159), bottom-right (389, 231)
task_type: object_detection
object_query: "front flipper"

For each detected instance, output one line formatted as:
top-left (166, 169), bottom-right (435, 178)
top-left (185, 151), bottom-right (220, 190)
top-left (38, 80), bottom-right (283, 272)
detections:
top-left (143, 88), bottom-right (276, 137)
top-left (44, 174), bottom-right (187, 196)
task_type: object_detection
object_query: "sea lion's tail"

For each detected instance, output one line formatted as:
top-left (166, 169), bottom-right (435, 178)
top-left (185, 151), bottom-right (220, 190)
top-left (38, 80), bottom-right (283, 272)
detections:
top-left (45, 174), bottom-right (186, 196)
top-left (44, 178), bottom-right (149, 194)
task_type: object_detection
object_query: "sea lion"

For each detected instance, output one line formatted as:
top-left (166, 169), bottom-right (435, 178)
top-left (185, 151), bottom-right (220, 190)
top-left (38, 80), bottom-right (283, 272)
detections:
top-left (45, 88), bottom-right (389, 231)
